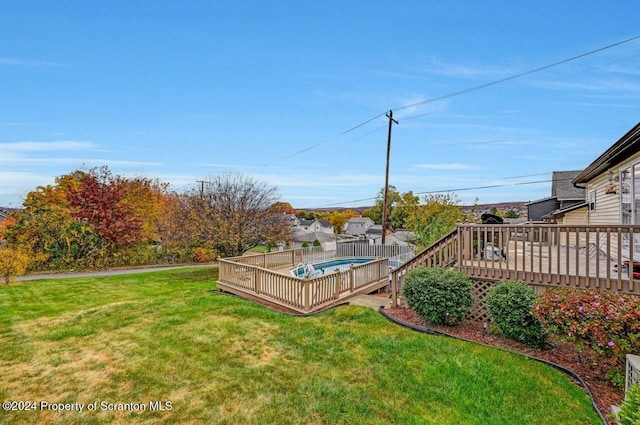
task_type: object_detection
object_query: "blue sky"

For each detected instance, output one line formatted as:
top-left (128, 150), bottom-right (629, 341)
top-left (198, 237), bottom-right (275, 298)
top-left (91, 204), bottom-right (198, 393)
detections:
top-left (2, 1), bottom-right (640, 209)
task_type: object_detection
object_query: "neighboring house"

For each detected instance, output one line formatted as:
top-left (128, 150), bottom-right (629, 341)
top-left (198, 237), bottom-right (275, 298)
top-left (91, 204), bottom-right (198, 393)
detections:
top-left (288, 216), bottom-right (336, 251)
top-left (526, 170), bottom-right (586, 222)
top-left (569, 121), bottom-right (640, 226)
top-left (0, 207), bottom-right (17, 225)
top-left (364, 225), bottom-right (415, 247)
top-left (0, 208), bottom-right (8, 224)
top-left (365, 224), bottom-right (383, 242)
top-left (345, 217), bottom-right (374, 235)
top-left (298, 218), bottom-right (334, 234)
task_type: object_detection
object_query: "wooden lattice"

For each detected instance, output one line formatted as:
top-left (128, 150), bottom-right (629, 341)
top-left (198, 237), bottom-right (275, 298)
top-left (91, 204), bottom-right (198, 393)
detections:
top-left (467, 278), bottom-right (498, 323)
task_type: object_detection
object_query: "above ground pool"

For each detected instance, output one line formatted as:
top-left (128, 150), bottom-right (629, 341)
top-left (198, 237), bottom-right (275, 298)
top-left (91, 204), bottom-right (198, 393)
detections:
top-left (291, 258), bottom-right (376, 278)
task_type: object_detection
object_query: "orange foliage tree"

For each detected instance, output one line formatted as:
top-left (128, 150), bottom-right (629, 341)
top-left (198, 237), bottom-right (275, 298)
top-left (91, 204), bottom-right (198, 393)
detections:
top-left (5, 167), bottom-right (166, 270)
top-left (0, 248), bottom-right (30, 285)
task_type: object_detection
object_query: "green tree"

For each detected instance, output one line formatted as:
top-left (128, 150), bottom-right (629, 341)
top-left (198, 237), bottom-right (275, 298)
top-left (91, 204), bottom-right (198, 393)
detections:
top-left (406, 193), bottom-right (470, 248)
top-left (362, 186), bottom-right (401, 225)
top-left (296, 210), bottom-right (316, 220)
top-left (488, 207), bottom-right (502, 217)
top-left (504, 209), bottom-right (519, 219)
top-left (389, 191), bottom-right (420, 229)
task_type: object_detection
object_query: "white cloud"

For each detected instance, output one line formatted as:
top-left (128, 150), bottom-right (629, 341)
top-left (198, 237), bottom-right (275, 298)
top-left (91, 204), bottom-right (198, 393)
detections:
top-left (1, 140), bottom-right (98, 152)
top-left (0, 157), bottom-right (162, 167)
top-left (415, 57), bottom-right (514, 79)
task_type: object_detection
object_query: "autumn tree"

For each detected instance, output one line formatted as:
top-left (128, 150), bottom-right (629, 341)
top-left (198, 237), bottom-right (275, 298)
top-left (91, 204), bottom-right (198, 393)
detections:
top-left (156, 192), bottom-right (194, 253)
top-left (268, 202), bottom-right (296, 215)
top-left (5, 181), bottom-right (100, 269)
top-left (176, 174), bottom-right (291, 257)
top-left (6, 166), bottom-right (166, 270)
top-left (66, 167), bottom-right (163, 248)
top-left (0, 248), bottom-right (30, 285)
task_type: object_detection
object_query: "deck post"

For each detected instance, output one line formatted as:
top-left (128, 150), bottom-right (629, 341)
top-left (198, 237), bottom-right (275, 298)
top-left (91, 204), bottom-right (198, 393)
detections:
top-left (349, 265), bottom-right (355, 292)
top-left (335, 273), bottom-right (341, 299)
top-left (391, 271), bottom-right (398, 308)
top-left (304, 280), bottom-right (310, 311)
top-left (255, 268), bottom-right (261, 294)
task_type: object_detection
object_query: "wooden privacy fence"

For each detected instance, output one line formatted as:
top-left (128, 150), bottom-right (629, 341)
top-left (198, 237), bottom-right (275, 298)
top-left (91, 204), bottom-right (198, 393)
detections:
top-left (218, 249), bottom-right (390, 313)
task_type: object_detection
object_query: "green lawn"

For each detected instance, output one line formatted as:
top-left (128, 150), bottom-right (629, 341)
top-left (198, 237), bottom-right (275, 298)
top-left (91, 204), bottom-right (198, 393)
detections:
top-left (0, 267), bottom-right (601, 424)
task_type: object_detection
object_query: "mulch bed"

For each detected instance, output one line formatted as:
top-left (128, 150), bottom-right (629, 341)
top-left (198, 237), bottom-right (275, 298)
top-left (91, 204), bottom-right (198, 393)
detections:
top-left (382, 303), bottom-right (624, 424)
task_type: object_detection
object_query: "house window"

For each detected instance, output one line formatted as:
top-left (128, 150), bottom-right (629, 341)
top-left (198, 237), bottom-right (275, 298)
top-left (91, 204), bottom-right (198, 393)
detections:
top-left (622, 167), bottom-right (632, 224)
top-left (589, 190), bottom-right (596, 212)
top-left (634, 163), bottom-right (640, 225)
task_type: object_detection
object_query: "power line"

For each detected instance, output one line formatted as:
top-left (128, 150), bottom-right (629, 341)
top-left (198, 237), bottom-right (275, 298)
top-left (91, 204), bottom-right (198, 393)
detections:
top-left (414, 179), bottom-right (552, 196)
top-left (341, 34), bottom-right (640, 136)
top-left (259, 34), bottom-right (639, 168)
top-left (307, 173), bottom-right (582, 209)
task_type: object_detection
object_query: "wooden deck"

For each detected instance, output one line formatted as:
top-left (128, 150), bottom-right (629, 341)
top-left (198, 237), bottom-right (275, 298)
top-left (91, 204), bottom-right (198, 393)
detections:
top-left (385, 224), bottom-right (640, 321)
top-left (218, 224), bottom-right (640, 316)
top-left (217, 248), bottom-right (397, 313)
top-left (390, 224), bottom-right (640, 295)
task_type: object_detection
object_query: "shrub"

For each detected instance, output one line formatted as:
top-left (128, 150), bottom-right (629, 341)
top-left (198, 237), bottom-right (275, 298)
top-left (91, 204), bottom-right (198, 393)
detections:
top-left (533, 288), bottom-right (640, 361)
top-left (191, 247), bottom-right (217, 263)
top-left (402, 267), bottom-right (473, 326)
top-left (615, 382), bottom-right (640, 425)
top-left (485, 280), bottom-right (546, 347)
top-left (0, 248), bottom-right (30, 285)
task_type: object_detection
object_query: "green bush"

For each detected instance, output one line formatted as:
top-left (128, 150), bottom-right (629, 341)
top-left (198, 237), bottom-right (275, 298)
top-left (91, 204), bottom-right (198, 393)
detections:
top-left (616, 381), bottom-right (640, 425)
top-left (485, 280), bottom-right (546, 348)
top-left (402, 267), bottom-right (473, 326)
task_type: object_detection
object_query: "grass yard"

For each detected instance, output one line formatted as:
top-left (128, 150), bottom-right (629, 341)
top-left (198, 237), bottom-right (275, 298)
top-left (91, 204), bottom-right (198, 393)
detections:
top-left (0, 267), bottom-right (601, 424)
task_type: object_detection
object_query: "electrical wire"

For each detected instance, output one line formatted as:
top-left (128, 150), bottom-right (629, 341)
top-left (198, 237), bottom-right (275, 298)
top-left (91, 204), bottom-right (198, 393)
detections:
top-left (259, 35), bottom-right (639, 167)
top-left (306, 174), bottom-right (587, 209)
top-left (338, 35), bottom-right (640, 137)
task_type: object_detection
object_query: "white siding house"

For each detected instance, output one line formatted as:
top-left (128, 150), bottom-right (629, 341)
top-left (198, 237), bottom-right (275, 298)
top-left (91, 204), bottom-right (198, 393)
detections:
top-left (572, 122), bottom-right (640, 226)
top-left (345, 217), bottom-right (374, 235)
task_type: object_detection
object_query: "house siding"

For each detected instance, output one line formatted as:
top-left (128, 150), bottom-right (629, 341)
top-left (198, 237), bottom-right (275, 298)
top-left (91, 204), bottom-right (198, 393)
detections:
top-left (560, 207), bottom-right (589, 225)
top-left (558, 206), bottom-right (589, 246)
top-left (527, 198), bottom-right (559, 222)
top-left (585, 172), bottom-right (619, 224)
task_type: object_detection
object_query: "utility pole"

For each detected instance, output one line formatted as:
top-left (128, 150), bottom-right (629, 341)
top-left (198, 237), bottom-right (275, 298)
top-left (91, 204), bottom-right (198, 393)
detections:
top-left (196, 180), bottom-right (207, 198)
top-left (381, 110), bottom-right (398, 245)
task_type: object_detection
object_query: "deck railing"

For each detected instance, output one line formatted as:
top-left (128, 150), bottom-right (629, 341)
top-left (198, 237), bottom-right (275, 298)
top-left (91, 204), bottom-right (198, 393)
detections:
top-left (391, 224), bottom-right (640, 299)
top-left (389, 229), bottom-right (459, 305)
top-left (457, 223), bottom-right (640, 294)
top-left (218, 249), bottom-right (391, 313)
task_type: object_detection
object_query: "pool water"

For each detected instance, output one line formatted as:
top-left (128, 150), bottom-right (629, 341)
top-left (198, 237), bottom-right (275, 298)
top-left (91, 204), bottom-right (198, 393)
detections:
top-left (291, 258), bottom-right (375, 278)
